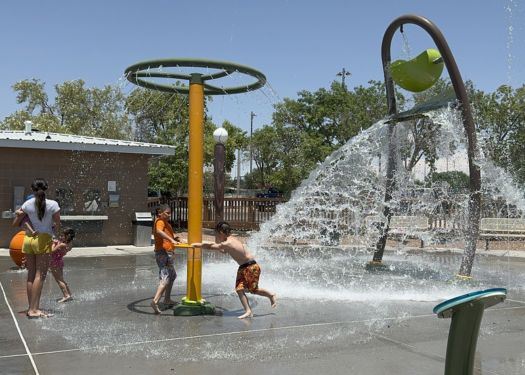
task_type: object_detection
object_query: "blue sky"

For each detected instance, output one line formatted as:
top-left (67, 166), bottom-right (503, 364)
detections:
top-left (1, 1), bottom-right (523, 135)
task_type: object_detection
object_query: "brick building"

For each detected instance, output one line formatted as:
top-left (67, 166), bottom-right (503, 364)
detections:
top-left (0, 128), bottom-right (174, 247)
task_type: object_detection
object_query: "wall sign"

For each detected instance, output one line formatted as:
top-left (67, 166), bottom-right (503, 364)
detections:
top-left (108, 181), bottom-right (117, 192)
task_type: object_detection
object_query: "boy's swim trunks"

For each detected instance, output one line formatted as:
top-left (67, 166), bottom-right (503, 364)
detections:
top-left (235, 260), bottom-right (260, 292)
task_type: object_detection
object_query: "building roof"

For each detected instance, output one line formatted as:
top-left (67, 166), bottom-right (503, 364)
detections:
top-left (0, 130), bottom-right (175, 155)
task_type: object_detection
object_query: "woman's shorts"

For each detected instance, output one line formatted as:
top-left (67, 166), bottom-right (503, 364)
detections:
top-left (155, 250), bottom-right (177, 284)
top-left (22, 233), bottom-right (53, 255)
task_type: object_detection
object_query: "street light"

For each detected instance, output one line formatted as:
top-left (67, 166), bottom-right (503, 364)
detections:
top-left (213, 127), bottom-right (228, 144)
top-left (336, 68), bottom-right (351, 91)
top-left (213, 127), bottom-right (228, 234)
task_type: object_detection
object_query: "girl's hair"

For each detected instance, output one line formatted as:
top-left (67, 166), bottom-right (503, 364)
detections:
top-left (215, 221), bottom-right (231, 236)
top-left (158, 204), bottom-right (170, 214)
top-left (153, 207), bottom-right (161, 217)
top-left (31, 178), bottom-right (48, 221)
top-left (62, 227), bottom-right (75, 243)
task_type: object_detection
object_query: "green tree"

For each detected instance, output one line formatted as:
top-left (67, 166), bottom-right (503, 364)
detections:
top-left (126, 90), bottom-right (246, 195)
top-left (398, 79), bottom-right (454, 173)
top-left (126, 88), bottom-right (194, 196)
top-left (473, 84), bottom-right (525, 183)
top-left (272, 80), bottom-right (390, 147)
top-left (427, 171), bottom-right (469, 191)
top-left (1, 78), bottom-right (130, 139)
top-left (254, 80), bottom-right (390, 194)
top-left (250, 125), bottom-right (280, 188)
top-left (220, 120), bottom-right (248, 173)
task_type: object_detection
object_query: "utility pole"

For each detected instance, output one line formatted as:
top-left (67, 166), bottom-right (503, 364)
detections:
top-left (236, 148), bottom-right (241, 196)
top-left (249, 111), bottom-right (256, 174)
top-left (336, 68), bottom-right (351, 91)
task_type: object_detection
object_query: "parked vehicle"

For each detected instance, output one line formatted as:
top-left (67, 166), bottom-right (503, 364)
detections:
top-left (256, 187), bottom-right (283, 199)
top-left (255, 188), bottom-right (284, 211)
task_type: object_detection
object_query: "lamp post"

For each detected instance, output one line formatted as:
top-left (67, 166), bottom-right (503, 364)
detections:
top-left (213, 127), bottom-right (228, 239)
top-left (236, 149), bottom-right (241, 196)
top-left (336, 68), bottom-right (351, 91)
top-left (249, 111), bottom-right (256, 174)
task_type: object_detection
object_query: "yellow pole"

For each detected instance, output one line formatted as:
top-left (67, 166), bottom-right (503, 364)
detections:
top-left (185, 74), bottom-right (204, 303)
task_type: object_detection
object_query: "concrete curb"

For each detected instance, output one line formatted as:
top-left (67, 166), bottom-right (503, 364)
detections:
top-left (1, 244), bottom-right (524, 259)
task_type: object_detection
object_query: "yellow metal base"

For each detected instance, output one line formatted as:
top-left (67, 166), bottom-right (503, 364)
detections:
top-left (181, 297), bottom-right (206, 305)
top-left (455, 274), bottom-right (473, 281)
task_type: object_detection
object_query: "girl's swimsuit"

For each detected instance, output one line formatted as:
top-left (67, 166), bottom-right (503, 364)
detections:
top-left (50, 241), bottom-right (67, 269)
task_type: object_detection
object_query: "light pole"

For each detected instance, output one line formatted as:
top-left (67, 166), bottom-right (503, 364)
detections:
top-left (213, 127), bottom-right (228, 240)
top-left (236, 148), bottom-right (241, 196)
top-left (336, 68), bottom-right (351, 90)
top-left (249, 111), bottom-right (256, 174)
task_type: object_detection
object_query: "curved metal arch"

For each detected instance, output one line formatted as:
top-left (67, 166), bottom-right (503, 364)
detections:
top-left (373, 14), bottom-right (481, 277)
top-left (125, 58), bottom-right (267, 95)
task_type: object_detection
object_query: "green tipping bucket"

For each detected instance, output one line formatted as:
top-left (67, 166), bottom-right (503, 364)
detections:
top-left (390, 49), bottom-right (444, 92)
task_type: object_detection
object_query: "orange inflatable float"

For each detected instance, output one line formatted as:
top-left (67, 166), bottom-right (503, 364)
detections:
top-left (9, 230), bottom-right (26, 268)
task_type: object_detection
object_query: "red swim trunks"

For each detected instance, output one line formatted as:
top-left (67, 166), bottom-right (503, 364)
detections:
top-left (235, 260), bottom-right (260, 293)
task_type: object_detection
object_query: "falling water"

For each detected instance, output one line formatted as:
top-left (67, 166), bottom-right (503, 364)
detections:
top-left (505, 0), bottom-right (517, 84)
top-left (246, 105), bottom-right (525, 302)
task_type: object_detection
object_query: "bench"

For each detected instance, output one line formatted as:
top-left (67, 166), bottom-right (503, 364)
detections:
top-left (479, 218), bottom-right (525, 250)
top-left (366, 215), bottom-right (430, 248)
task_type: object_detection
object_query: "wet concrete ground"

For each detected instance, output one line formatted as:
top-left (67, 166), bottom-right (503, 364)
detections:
top-left (1, 251), bottom-right (524, 375)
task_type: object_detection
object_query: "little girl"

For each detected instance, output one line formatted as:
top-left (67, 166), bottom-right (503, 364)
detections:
top-left (50, 228), bottom-right (76, 303)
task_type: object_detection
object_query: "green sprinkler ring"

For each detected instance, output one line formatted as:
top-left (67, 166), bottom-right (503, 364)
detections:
top-left (433, 288), bottom-right (507, 375)
top-left (125, 58), bottom-right (266, 95)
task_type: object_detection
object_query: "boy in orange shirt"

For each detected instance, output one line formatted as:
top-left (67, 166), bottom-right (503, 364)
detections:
top-left (151, 205), bottom-right (184, 314)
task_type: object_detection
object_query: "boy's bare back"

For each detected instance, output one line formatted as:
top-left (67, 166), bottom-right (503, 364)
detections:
top-left (219, 236), bottom-right (254, 265)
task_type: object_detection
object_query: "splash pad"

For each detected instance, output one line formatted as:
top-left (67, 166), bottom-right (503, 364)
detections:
top-left (0, 14), bottom-right (523, 375)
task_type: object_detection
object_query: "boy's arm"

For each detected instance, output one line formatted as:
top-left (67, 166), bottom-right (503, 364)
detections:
top-left (191, 242), bottom-right (225, 253)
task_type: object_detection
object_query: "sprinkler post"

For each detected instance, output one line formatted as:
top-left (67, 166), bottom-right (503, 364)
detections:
top-left (433, 288), bottom-right (506, 375)
top-left (373, 15), bottom-right (481, 277)
top-left (186, 74), bottom-right (205, 303)
top-left (125, 59), bottom-right (266, 315)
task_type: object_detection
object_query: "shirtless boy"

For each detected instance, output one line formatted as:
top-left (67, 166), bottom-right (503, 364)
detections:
top-left (192, 221), bottom-right (276, 319)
